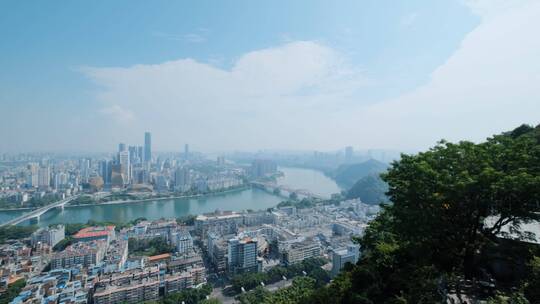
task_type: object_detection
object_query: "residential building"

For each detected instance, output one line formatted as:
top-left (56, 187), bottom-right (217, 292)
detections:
top-left (250, 159), bottom-right (277, 178)
top-left (331, 244), bottom-right (360, 277)
top-left (195, 211), bottom-right (243, 237)
top-left (173, 230), bottom-right (193, 255)
top-left (227, 236), bottom-right (259, 275)
top-left (51, 241), bottom-right (106, 269)
top-left (31, 225), bottom-right (65, 248)
top-left (280, 237), bottom-right (321, 265)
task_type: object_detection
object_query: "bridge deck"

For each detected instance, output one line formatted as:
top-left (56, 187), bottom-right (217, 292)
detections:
top-left (0, 195), bottom-right (78, 227)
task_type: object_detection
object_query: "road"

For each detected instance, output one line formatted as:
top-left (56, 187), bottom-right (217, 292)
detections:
top-left (0, 195), bottom-right (78, 227)
top-left (210, 279), bottom-right (294, 303)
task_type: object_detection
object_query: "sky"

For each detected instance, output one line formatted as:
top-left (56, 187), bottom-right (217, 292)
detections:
top-left (0, 0), bottom-right (539, 153)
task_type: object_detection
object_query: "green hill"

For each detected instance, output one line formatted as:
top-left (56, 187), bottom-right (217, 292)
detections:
top-left (346, 173), bottom-right (388, 204)
top-left (333, 159), bottom-right (388, 188)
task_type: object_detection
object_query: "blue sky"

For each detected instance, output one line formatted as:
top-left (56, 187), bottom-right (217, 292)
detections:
top-left (1, 1), bottom-right (538, 152)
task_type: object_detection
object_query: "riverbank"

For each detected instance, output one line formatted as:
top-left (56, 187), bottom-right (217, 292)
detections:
top-left (66, 185), bottom-right (253, 208)
top-left (0, 207), bottom-right (34, 212)
top-left (3, 187), bottom-right (282, 227)
top-left (0, 186), bottom-right (253, 213)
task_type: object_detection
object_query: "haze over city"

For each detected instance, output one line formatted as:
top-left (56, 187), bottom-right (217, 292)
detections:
top-left (2, 1), bottom-right (540, 304)
top-left (1, 0), bottom-right (538, 153)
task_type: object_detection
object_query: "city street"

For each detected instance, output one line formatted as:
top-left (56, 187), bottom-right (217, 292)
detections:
top-left (210, 279), bottom-right (294, 303)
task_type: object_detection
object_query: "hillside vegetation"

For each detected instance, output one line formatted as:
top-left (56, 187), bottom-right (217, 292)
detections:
top-left (332, 159), bottom-right (388, 188)
top-left (265, 124), bottom-right (540, 303)
top-left (346, 173), bottom-right (388, 204)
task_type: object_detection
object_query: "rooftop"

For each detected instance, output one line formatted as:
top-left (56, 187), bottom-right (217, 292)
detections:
top-left (73, 226), bottom-right (115, 239)
top-left (147, 253), bottom-right (171, 262)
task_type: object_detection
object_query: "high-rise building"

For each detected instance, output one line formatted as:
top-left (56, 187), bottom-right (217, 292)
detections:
top-left (144, 132), bottom-right (152, 163)
top-left (118, 151), bottom-right (131, 184)
top-left (250, 159), bottom-right (277, 178)
top-left (174, 167), bottom-right (190, 191)
top-left (227, 235), bottom-right (260, 274)
top-left (99, 160), bottom-right (112, 185)
top-left (128, 146), bottom-right (139, 164)
top-left (27, 163), bottom-right (39, 187)
top-left (110, 164), bottom-right (125, 187)
top-left (38, 166), bottom-right (50, 188)
top-left (118, 143), bottom-right (126, 152)
top-left (80, 158), bottom-right (90, 182)
top-left (184, 144), bottom-right (189, 159)
top-left (155, 174), bottom-right (169, 192)
top-left (137, 146), bottom-right (144, 162)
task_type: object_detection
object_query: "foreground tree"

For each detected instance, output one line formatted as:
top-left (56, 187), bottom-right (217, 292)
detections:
top-left (304, 124), bottom-right (540, 303)
top-left (383, 124), bottom-right (540, 278)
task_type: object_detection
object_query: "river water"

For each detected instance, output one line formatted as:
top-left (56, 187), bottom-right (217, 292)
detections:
top-left (0, 167), bottom-right (341, 227)
top-left (277, 167), bottom-right (342, 198)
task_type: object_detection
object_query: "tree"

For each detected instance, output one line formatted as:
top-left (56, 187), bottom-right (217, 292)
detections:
top-left (289, 192), bottom-right (298, 200)
top-left (382, 126), bottom-right (540, 278)
top-left (0, 279), bottom-right (26, 304)
top-left (262, 277), bottom-right (316, 304)
top-left (306, 124), bottom-right (540, 304)
top-left (0, 225), bottom-right (37, 243)
top-left (346, 174), bottom-right (388, 204)
top-left (237, 286), bottom-right (271, 304)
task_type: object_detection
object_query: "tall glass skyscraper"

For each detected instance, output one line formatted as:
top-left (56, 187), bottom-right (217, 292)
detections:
top-left (144, 132), bottom-right (152, 163)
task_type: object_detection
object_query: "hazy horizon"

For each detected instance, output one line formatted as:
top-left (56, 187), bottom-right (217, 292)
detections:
top-left (1, 0), bottom-right (539, 153)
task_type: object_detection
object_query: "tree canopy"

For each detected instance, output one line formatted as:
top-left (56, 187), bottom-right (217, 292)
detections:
top-left (273, 124), bottom-right (540, 303)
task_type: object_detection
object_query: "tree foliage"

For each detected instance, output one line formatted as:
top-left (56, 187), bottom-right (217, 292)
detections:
top-left (0, 279), bottom-right (26, 304)
top-left (162, 284), bottom-right (213, 304)
top-left (0, 225), bottom-right (37, 243)
top-left (346, 173), bottom-right (388, 204)
top-left (302, 124), bottom-right (540, 303)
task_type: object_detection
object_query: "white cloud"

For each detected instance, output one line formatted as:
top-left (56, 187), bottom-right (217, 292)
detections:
top-left (343, 0), bottom-right (540, 149)
top-left (85, 1), bottom-right (540, 152)
top-left (100, 105), bottom-right (135, 123)
top-left (83, 41), bottom-right (371, 151)
top-left (462, 0), bottom-right (530, 18)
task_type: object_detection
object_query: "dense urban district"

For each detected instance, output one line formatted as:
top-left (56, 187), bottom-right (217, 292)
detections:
top-left (1, 125), bottom-right (540, 304)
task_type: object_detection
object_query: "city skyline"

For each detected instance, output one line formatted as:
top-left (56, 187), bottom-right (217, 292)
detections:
top-left (1, 1), bottom-right (538, 153)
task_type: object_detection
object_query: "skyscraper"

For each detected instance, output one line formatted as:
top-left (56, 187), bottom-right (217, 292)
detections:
top-left (38, 166), bottom-right (50, 188)
top-left (184, 144), bottom-right (189, 159)
top-left (27, 163), bottom-right (39, 187)
top-left (144, 132), bottom-right (152, 163)
top-left (118, 143), bottom-right (126, 152)
top-left (174, 167), bottom-right (191, 191)
top-left (118, 150), bottom-right (131, 184)
top-left (99, 160), bottom-right (112, 185)
top-left (128, 146), bottom-right (139, 164)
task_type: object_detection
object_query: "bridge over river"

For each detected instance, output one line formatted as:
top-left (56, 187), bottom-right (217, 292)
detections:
top-left (0, 195), bottom-right (79, 227)
top-left (250, 181), bottom-right (326, 200)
